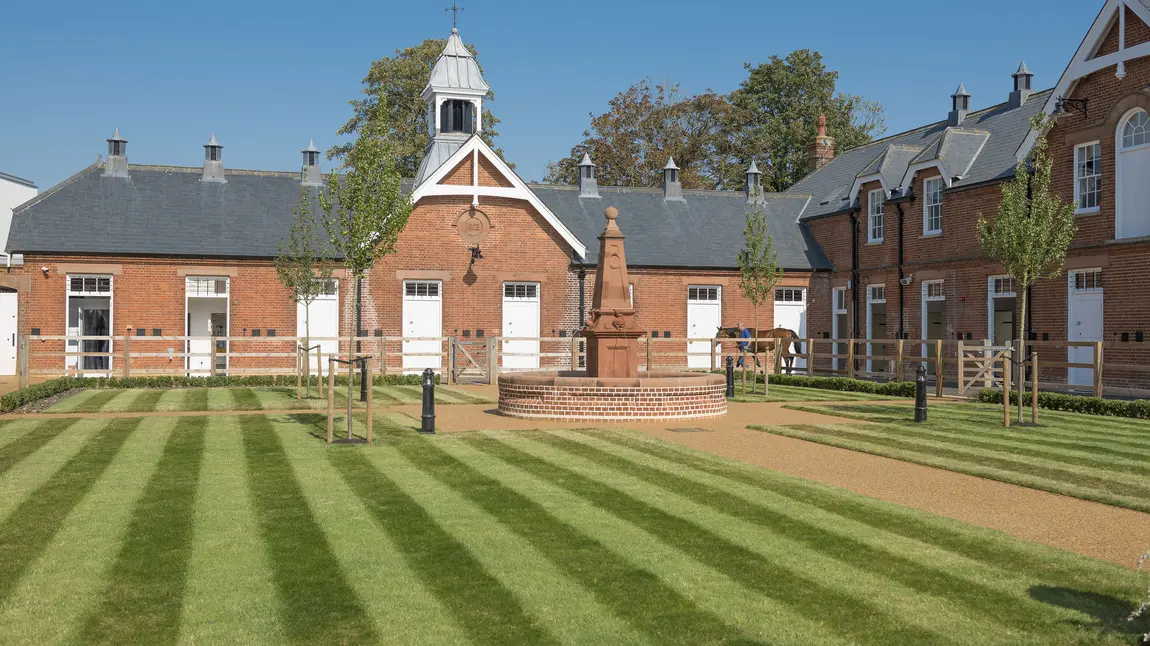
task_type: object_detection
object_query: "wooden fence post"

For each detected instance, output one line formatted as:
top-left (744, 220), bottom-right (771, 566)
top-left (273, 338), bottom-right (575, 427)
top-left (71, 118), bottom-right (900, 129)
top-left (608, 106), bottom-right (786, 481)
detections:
top-left (710, 341), bottom-right (717, 372)
top-left (895, 339), bottom-right (904, 382)
top-left (935, 339), bottom-right (944, 398)
top-left (1031, 352), bottom-right (1039, 425)
top-left (646, 337), bottom-right (653, 372)
top-left (210, 341), bottom-right (217, 377)
top-left (846, 340), bottom-right (855, 379)
top-left (1093, 341), bottom-right (1104, 398)
top-left (487, 337), bottom-right (497, 384)
top-left (327, 355), bottom-right (335, 444)
top-left (17, 335), bottom-right (28, 389)
top-left (366, 359), bottom-right (373, 444)
top-left (806, 338), bottom-right (815, 376)
top-left (123, 329), bottom-right (132, 379)
top-left (1002, 352), bottom-right (1011, 427)
top-left (446, 336), bottom-right (455, 386)
top-left (957, 340), bottom-right (965, 394)
top-left (570, 336), bottom-right (578, 370)
top-left (296, 347), bottom-right (302, 400)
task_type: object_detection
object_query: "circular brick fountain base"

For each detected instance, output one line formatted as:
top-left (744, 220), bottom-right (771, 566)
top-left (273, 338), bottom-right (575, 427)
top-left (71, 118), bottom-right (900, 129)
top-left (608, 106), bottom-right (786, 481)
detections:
top-left (497, 371), bottom-right (727, 421)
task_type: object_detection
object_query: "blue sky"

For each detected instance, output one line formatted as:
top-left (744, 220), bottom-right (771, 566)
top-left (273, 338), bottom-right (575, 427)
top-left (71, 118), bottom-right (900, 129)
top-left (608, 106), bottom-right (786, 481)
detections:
top-left (3, 0), bottom-right (1101, 189)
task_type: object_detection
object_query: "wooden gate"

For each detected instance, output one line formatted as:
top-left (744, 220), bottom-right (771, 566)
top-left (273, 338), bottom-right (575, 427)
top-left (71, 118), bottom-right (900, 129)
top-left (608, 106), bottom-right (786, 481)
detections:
top-left (957, 342), bottom-right (1011, 395)
top-left (450, 338), bottom-right (489, 384)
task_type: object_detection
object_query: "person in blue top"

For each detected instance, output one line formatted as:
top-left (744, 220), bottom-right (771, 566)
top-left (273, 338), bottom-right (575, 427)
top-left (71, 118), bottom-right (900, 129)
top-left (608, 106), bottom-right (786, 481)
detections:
top-left (736, 323), bottom-right (752, 367)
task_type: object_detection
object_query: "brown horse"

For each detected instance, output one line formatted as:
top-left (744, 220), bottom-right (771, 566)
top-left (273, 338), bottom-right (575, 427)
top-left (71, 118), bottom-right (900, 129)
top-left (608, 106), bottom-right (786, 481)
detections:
top-left (716, 326), bottom-right (801, 374)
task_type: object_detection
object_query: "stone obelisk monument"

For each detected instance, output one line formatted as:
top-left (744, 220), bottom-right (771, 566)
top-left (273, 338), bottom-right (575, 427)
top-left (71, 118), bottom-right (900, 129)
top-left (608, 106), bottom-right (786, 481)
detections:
top-left (581, 207), bottom-right (646, 378)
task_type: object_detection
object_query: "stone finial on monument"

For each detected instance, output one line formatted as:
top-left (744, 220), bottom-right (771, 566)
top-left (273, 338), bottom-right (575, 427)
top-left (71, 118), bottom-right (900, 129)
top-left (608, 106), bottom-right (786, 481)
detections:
top-left (581, 207), bottom-right (646, 378)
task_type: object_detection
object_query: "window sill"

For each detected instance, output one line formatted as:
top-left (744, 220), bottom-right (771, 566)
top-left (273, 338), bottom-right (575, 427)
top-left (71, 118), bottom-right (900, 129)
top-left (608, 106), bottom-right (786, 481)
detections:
top-left (866, 239), bottom-right (884, 246)
top-left (1075, 207), bottom-right (1101, 217)
top-left (919, 231), bottom-right (943, 239)
top-left (1105, 234), bottom-right (1150, 245)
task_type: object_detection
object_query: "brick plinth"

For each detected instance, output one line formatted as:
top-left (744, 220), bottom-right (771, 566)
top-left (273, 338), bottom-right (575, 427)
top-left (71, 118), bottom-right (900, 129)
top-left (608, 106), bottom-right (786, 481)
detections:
top-left (497, 371), bottom-right (727, 421)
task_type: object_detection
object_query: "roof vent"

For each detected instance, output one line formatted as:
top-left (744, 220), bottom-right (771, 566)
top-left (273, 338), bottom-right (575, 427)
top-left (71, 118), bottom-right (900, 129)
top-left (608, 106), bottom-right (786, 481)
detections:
top-left (202, 134), bottom-right (225, 183)
top-left (662, 157), bottom-right (683, 201)
top-left (104, 128), bottom-right (129, 178)
top-left (745, 159), bottom-right (763, 204)
top-left (301, 139), bottom-right (322, 186)
top-left (578, 153), bottom-right (599, 198)
top-left (949, 83), bottom-right (970, 127)
top-left (1009, 61), bottom-right (1034, 109)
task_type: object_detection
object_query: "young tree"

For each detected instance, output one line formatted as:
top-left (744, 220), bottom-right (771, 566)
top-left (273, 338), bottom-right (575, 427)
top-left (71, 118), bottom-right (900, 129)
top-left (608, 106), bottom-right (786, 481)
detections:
top-left (738, 190), bottom-right (782, 394)
top-left (275, 188), bottom-right (334, 398)
top-left (331, 38), bottom-right (505, 175)
top-left (319, 131), bottom-right (414, 434)
top-left (1131, 550), bottom-right (1149, 642)
top-left (977, 114), bottom-right (1077, 423)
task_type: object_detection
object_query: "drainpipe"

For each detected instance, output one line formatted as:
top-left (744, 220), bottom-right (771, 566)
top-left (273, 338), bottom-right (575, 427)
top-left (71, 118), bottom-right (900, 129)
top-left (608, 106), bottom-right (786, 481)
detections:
top-left (896, 201), bottom-right (906, 339)
top-left (849, 209), bottom-right (861, 340)
top-left (577, 264), bottom-right (587, 327)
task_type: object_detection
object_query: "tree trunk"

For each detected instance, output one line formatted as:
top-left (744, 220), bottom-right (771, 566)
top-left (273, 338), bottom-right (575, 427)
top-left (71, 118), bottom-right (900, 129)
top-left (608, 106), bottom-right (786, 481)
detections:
top-left (755, 305), bottom-right (766, 396)
top-left (1017, 291), bottom-right (1027, 424)
top-left (347, 291), bottom-right (355, 439)
top-left (304, 302), bottom-right (311, 399)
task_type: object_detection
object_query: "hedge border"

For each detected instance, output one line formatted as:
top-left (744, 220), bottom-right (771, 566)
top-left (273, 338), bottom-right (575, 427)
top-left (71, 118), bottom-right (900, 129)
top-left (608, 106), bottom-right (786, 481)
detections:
top-left (976, 388), bottom-right (1150, 420)
top-left (0, 373), bottom-right (439, 414)
top-left (716, 371), bottom-right (917, 398)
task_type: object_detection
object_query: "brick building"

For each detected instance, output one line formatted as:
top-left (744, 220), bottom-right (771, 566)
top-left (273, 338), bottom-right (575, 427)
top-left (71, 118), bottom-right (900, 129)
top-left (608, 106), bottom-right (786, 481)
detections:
top-left (1, 27), bottom-right (827, 377)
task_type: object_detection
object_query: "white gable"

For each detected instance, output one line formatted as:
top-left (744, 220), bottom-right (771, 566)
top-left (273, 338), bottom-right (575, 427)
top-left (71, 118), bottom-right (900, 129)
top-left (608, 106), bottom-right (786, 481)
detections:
top-left (411, 136), bottom-right (588, 258)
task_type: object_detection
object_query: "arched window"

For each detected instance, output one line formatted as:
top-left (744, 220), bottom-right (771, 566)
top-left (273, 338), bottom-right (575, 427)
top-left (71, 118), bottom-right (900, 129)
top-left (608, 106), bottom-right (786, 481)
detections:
top-left (1122, 110), bottom-right (1149, 148)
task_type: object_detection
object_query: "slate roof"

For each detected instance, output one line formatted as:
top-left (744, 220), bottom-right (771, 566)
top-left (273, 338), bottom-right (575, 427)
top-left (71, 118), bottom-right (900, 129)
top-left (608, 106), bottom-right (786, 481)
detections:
top-left (7, 164), bottom-right (320, 258)
top-left (424, 28), bottom-right (489, 95)
top-left (791, 89), bottom-right (1052, 220)
top-left (530, 185), bottom-right (827, 271)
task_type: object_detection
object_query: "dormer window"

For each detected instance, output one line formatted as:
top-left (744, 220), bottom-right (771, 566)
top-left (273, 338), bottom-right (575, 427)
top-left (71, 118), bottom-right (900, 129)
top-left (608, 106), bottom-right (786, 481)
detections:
top-left (440, 99), bottom-right (475, 134)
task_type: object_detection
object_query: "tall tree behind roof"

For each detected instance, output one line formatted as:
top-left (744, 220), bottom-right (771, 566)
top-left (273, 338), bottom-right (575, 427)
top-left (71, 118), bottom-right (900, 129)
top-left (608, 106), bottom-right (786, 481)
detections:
top-left (732, 49), bottom-right (885, 192)
top-left (331, 38), bottom-right (505, 177)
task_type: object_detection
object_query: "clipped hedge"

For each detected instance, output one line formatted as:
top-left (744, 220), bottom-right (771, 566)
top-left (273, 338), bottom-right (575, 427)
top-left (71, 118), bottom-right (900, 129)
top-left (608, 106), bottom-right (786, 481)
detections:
top-left (976, 388), bottom-right (1150, 420)
top-left (716, 371), bottom-right (917, 398)
top-left (0, 372), bottom-right (438, 414)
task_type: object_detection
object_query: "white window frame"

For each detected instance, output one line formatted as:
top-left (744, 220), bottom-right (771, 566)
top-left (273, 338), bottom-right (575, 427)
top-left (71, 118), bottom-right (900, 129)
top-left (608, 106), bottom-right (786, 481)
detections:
top-left (987, 275), bottom-right (1018, 344)
top-left (832, 287), bottom-right (847, 371)
top-left (867, 188), bottom-right (885, 243)
top-left (923, 177), bottom-right (944, 235)
top-left (1074, 141), bottom-right (1101, 214)
top-left (774, 288), bottom-right (805, 303)
top-left (405, 281), bottom-right (442, 299)
top-left (923, 280), bottom-right (945, 301)
top-left (65, 274), bottom-right (114, 376)
top-left (687, 286), bottom-right (720, 302)
top-left (865, 283), bottom-right (887, 374)
top-left (1070, 268), bottom-right (1103, 293)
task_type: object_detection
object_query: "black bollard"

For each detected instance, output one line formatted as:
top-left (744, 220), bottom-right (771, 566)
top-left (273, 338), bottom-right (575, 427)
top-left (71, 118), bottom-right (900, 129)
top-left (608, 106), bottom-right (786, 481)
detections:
top-left (420, 368), bottom-right (436, 434)
top-left (914, 364), bottom-right (928, 423)
top-left (725, 355), bottom-right (735, 397)
top-left (359, 358), bottom-right (368, 402)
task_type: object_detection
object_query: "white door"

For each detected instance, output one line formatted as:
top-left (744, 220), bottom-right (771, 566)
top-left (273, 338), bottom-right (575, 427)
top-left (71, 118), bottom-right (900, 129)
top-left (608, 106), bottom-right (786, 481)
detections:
top-left (687, 286), bottom-right (721, 369)
top-left (0, 292), bottom-right (16, 376)
top-left (297, 280), bottom-right (339, 371)
top-left (403, 281), bottom-right (442, 373)
top-left (502, 283), bottom-right (540, 370)
top-left (774, 287), bottom-right (808, 370)
top-left (1068, 271), bottom-right (1103, 388)
top-left (187, 302), bottom-right (215, 374)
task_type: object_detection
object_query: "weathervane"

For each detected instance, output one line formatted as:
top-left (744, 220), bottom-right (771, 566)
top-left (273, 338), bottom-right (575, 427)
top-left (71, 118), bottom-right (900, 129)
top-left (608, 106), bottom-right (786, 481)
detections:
top-left (445, 1), bottom-right (463, 28)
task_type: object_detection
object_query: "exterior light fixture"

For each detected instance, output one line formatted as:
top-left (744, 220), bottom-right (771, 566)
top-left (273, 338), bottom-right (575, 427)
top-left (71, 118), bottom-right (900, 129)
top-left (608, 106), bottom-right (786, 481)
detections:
top-left (469, 245), bottom-right (483, 264)
top-left (1053, 96), bottom-right (1088, 118)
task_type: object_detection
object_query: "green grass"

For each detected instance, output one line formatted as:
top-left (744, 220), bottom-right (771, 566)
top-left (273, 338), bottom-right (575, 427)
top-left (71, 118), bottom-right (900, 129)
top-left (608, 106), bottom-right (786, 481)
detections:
top-left (0, 407), bottom-right (1146, 643)
top-left (730, 384), bottom-right (895, 403)
top-left (42, 385), bottom-right (494, 414)
top-left (755, 402), bottom-right (1150, 513)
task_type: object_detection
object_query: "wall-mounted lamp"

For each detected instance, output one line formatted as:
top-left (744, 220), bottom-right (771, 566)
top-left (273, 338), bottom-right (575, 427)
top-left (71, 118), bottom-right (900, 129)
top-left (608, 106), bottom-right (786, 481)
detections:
top-left (40, 266), bottom-right (48, 275)
top-left (469, 245), bottom-right (483, 265)
top-left (1053, 96), bottom-right (1088, 119)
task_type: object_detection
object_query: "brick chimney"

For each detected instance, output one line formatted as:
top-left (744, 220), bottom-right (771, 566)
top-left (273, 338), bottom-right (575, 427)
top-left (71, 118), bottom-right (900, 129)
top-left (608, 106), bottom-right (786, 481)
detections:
top-left (809, 116), bottom-right (835, 172)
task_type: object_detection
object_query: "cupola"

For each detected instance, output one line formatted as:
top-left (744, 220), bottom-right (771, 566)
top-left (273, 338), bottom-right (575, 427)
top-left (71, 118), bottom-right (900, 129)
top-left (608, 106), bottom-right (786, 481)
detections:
top-left (202, 133), bottom-right (225, 183)
top-left (301, 139), bottom-right (322, 186)
top-left (1009, 61), bottom-right (1034, 109)
top-left (414, 27), bottom-right (491, 185)
top-left (104, 128), bottom-right (129, 178)
top-left (746, 159), bottom-right (762, 203)
top-left (662, 157), bottom-right (683, 201)
top-left (949, 83), bottom-right (970, 126)
top-left (578, 153), bottom-right (599, 198)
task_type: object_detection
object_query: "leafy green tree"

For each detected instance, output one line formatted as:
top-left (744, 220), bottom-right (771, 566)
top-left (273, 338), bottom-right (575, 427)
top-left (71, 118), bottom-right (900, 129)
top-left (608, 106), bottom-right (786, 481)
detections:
top-left (978, 114), bottom-right (1077, 423)
top-left (730, 49), bottom-right (885, 191)
top-left (332, 38), bottom-right (505, 176)
top-left (545, 79), bottom-right (737, 189)
top-left (319, 131), bottom-right (414, 434)
top-left (738, 190), bottom-right (782, 394)
top-left (1131, 550), bottom-right (1149, 642)
top-left (276, 188), bottom-right (334, 397)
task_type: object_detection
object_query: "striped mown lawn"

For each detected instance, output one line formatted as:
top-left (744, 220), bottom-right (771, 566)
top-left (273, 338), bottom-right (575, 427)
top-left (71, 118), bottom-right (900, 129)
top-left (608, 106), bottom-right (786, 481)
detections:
top-left (758, 402), bottom-right (1150, 513)
top-left (730, 384), bottom-right (896, 403)
top-left (0, 411), bottom-right (1146, 644)
top-left (43, 385), bottom-right (493, 414)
